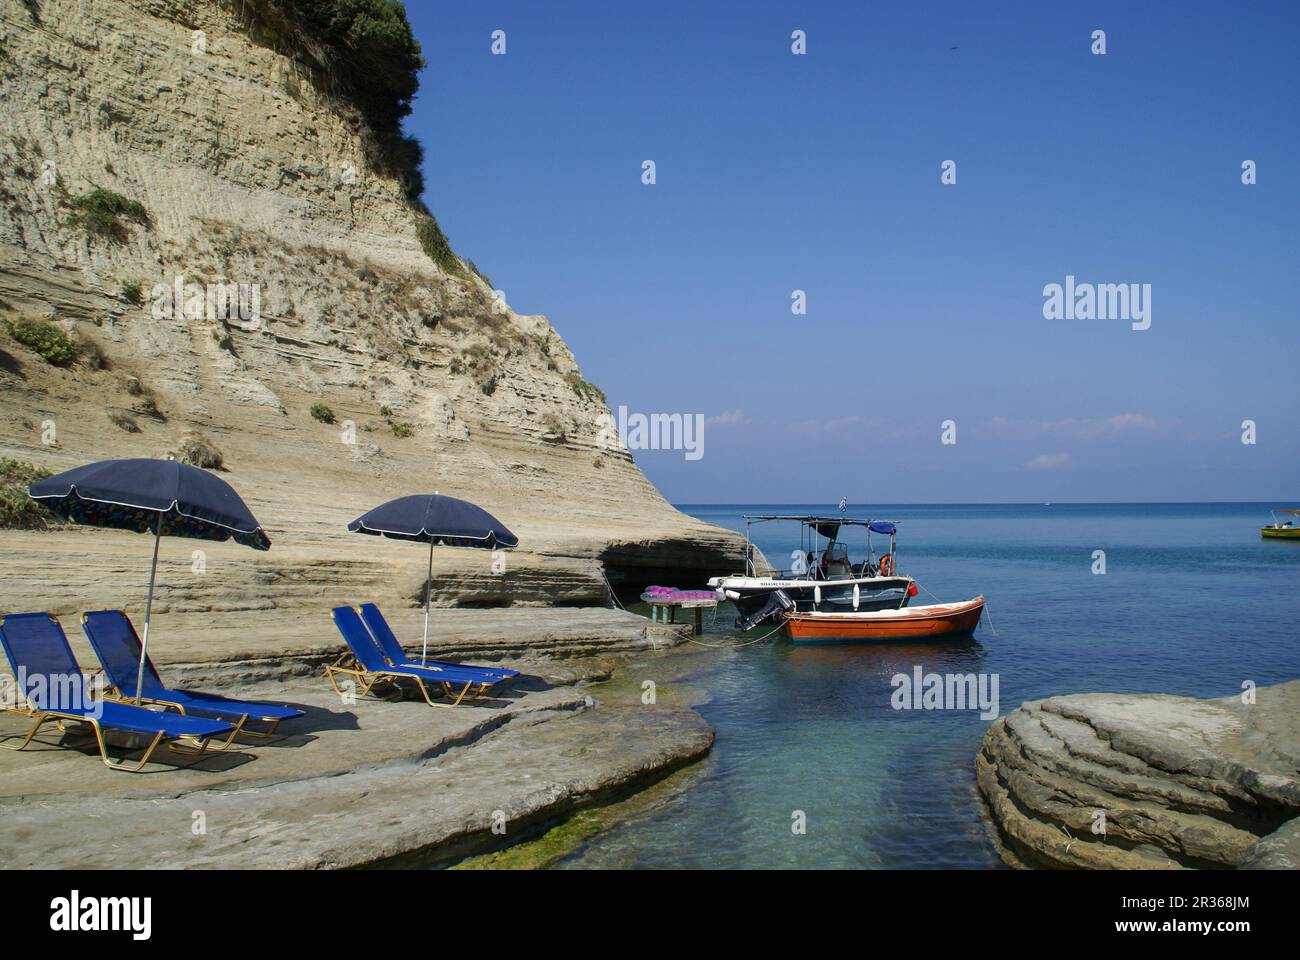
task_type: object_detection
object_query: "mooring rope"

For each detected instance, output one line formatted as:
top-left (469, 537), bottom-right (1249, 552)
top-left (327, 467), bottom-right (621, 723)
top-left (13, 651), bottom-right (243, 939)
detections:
top-left (600, 567), bottom-right (629, 611)
top-left (918, 581), bottom-right (997, 637)
top-left (684, 617), bottom-right (785, 648)
top-left (982, 601), bottom-right (998, 637)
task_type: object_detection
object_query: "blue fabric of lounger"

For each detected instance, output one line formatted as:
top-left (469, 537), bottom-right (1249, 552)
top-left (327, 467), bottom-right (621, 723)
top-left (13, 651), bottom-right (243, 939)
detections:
top-left (81, 610), bottom-right (304, 724)
top-left (0, 612), bottom-right (232, 740)
top-left (357, 603), bottom-right (517, 684)
top-left (332, 606), bottom-right (507, 686)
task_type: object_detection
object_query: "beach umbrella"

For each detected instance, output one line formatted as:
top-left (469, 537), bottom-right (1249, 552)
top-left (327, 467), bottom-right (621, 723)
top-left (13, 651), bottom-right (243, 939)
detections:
top-left (28, 458), bottom-right (270, 703)
top-left (347, 494), bottom-right (517, 664)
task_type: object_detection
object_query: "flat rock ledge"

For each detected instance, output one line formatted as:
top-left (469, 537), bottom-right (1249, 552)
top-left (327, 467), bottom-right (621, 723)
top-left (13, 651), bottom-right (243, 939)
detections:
top-left (976, 681), bottom-right (1300, 869)
top-left (0, 673), bottom-right (712, 869)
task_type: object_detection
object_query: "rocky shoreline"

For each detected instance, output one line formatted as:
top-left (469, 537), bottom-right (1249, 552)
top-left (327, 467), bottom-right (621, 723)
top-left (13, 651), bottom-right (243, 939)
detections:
top-left (0, 607), bottom-right (713, 869)
top-left (976, 682), bottom-right (1300, 869)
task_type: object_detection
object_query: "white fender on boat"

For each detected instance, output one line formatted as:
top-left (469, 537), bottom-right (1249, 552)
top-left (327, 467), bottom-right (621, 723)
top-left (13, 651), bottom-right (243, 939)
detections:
top-left (814, 585), bottom-right (822, 607)
top-left (724, 590), bottom-right (741, 601)
top-left (853, 583), bottom-right (860, 610)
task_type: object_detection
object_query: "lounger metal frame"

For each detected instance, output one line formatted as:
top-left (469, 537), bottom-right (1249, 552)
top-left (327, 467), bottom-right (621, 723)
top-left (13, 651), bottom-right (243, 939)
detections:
top-left (0, 703), bottom-right (221, 771)
top-left (325, 607), bottom-right (495, 708)
top-left (0, 612), bottom-right (228, 771)
top-left (323, 650), bottom-right (492, 707)
top-left (81, 612), bottom-right (289, 748)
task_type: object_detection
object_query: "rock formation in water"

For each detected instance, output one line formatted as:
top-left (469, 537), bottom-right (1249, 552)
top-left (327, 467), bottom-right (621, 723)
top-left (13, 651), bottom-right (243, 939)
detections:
top-left (0, 0), bottom-right (756, 657)
top-left (976, 682), bottom-right (1300, 869)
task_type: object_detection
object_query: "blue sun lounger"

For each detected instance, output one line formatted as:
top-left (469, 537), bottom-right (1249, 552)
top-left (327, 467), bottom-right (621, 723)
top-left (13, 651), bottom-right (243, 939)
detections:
top-left (0, 612), bottom-right (235, 771)
top-left (81, 610), bottom-right (304, 746)
top-left (327, 605), bottom-right (514, 707)
top-left (358, 603), bottom-right (518, 685)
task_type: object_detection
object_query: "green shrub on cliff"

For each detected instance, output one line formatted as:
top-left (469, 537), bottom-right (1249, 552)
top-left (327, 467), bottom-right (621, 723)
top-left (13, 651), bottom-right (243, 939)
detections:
top-left (310, 402), bottom-right (336, 424)
top-left (247, 0), bottom-right (426, 197)
top-left (120, 279), bottom-right (144, 304)
top-left (0, 459), bottom-right (53, 530)
top-left (68, 187), bottom-right (150, 242)
top-left (4, 316), bottom-right (76, 366)
top-left (416, 215), bottom-right (464, 276)
top-left (564, 372), bottom-right (606, 404)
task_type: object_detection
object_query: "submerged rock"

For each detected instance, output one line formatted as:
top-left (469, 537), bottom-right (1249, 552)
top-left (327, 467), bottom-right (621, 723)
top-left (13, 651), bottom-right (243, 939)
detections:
top-left (976, 681), bottom-right (1300, 869)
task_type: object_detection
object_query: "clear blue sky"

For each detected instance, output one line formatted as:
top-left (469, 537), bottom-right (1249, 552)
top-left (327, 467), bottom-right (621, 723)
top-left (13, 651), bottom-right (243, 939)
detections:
top-left (402, 1), bottom-right (1299, 503)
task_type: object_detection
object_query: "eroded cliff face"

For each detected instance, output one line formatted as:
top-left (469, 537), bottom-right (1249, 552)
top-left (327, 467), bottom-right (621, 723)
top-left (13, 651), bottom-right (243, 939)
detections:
top-left (0, 0), bottom-right (749, 653)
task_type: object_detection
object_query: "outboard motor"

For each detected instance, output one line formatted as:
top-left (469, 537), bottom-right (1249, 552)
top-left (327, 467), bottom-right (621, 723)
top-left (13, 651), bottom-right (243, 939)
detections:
top-left (735, 590), bottom-right (795, 631)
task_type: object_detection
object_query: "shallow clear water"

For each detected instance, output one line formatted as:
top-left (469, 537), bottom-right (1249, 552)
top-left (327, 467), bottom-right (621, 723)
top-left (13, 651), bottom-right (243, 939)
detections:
top-left (558, 503), bottom-right (1300, 868)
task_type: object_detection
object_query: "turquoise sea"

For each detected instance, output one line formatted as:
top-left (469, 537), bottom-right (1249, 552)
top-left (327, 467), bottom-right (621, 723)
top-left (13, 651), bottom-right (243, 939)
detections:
top-left (558, 503), bottom-right (1300, 868)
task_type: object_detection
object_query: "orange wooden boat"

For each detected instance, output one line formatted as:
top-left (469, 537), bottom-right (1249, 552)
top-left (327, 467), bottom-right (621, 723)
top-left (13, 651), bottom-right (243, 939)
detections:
top-left (782, 596), bottom-right (985, 643)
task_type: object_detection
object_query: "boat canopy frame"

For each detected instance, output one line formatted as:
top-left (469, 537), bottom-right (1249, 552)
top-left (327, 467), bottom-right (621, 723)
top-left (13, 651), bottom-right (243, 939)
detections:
top-left (1267, 508), bottom-right (1300, 528)
top-left (741, 514), bottom-right (900, 578)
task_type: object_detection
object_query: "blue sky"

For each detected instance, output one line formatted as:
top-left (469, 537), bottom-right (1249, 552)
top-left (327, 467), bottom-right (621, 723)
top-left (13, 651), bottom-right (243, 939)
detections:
top-left (402, 1), bottom-right (1299, 503)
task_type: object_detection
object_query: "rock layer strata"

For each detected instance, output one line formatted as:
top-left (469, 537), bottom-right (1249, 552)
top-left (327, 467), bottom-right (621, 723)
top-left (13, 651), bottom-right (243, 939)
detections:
top-left (976, 682), bottom-right (1300, 869)
top-left (0, 0), bottom-right (761, 664)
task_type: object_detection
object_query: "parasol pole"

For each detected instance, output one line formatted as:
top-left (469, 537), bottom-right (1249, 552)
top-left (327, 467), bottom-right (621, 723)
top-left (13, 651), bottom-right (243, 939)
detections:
top-left (421, 537), bottom-right (433, 665)
top-left (135, 513), bottom-right (162, 704)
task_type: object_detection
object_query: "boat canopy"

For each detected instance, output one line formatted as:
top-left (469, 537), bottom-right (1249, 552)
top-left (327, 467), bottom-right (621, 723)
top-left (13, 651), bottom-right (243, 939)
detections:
top-left (738, 514), bottom-right (901, 578)
top-left (742, 515), bottom-right (899, 538)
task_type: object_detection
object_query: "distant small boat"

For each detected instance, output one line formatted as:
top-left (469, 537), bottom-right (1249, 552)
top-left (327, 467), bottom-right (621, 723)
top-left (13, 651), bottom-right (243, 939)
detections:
top-left (782, 596), bottom-right (985, 644)
top-left (1262, 509), bottom-right (1300, 540)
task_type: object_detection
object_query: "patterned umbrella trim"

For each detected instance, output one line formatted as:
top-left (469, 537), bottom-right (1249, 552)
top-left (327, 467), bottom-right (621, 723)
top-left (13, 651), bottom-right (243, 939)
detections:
top-left (348, 518), bottom-right (517, 547)
top-left (31, 486), bottom-right (271, 549)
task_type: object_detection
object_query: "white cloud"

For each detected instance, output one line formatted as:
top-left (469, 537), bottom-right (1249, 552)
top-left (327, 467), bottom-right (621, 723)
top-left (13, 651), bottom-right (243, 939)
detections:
top-left (1027, 452), bottom-right (1070, 469)
top-left (1029, 413), bottom-right (1160, 438)
top-left (789, 415), bottom-right (864, 433)
top-left (705, 409), bottom-right (746, 428)
top-left (1097, 412), bottom-right (1158, 433)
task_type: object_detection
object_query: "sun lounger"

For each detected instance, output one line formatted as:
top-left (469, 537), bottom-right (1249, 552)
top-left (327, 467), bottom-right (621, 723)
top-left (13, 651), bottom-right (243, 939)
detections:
top-left (326, 606), bottom-right (513, 707)
top-left (81, 610), bottom-right (304, 746)
top-left (357, 603), bottom-right (517, 684)
top-left (0, 612), bottom-right (235, 771)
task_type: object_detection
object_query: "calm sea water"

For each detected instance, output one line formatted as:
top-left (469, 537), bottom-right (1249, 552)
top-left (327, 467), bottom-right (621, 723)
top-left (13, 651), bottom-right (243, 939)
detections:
top-left (558, 503), bottom-right (1300, 869)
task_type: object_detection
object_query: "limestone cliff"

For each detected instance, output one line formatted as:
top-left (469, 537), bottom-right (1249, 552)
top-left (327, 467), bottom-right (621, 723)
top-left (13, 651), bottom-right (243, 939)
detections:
top-left (0, 0), bottom-right (750, 656)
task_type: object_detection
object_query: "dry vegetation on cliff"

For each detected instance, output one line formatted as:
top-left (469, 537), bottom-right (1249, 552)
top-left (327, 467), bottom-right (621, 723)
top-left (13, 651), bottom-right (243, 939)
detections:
top-left (0, 0), bottom-right (749, 655)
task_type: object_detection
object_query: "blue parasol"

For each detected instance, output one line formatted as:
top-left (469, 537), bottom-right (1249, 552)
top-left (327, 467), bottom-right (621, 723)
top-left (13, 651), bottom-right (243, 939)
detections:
top-left (29, 458), bottom-right (269, 702)
top-left (347, 493), bottom-right (517, 664)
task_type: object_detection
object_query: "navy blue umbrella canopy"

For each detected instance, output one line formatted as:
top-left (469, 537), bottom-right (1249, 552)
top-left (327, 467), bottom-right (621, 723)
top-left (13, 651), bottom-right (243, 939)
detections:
top-left (29, 458), bottom-right (270, 550)
top-left (347, 494), bottom-right (517, 548)
top-left (28, 458), bottom-right (270, 702)
top-left (348, 494), bottom-right (517, 663)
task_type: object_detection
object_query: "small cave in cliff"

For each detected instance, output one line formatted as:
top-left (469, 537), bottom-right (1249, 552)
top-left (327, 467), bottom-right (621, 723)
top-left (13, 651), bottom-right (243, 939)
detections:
top-left (599, 538), bottom-right (744, 602)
